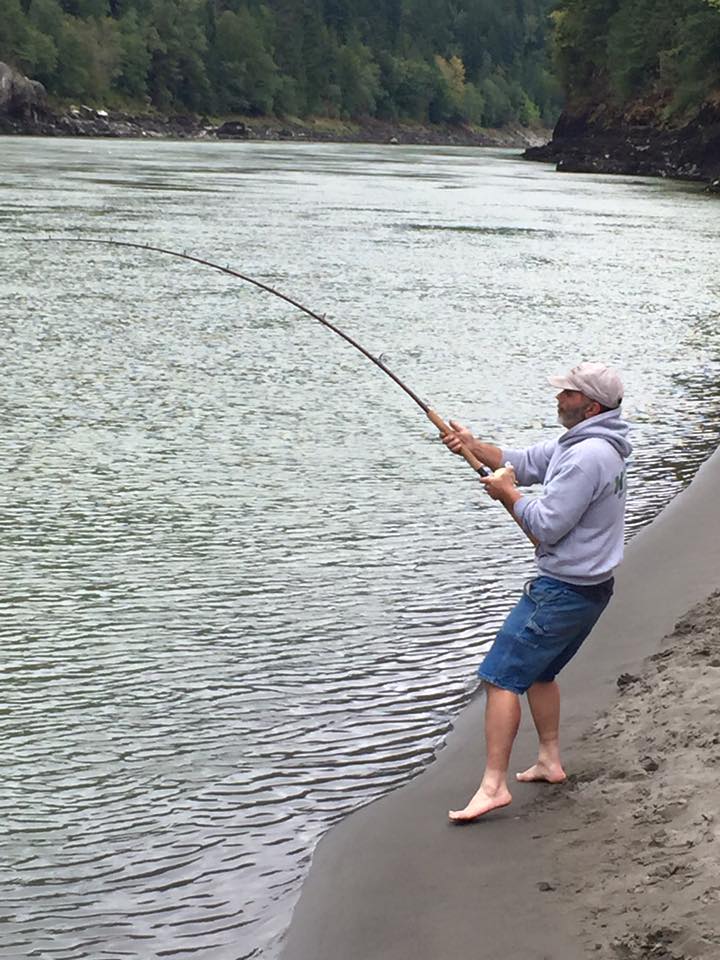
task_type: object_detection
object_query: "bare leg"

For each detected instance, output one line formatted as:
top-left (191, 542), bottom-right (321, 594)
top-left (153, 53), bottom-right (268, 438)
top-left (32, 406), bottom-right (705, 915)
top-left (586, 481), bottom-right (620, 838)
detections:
top-left (448, 684), bottom-right (519, 822)
top-left (516, 680), bottom-right (567, 783)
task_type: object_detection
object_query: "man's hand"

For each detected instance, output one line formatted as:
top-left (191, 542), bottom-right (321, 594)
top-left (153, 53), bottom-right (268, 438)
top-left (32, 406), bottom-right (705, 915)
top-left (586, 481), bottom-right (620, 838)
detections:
top-left (441, 419), bottom-right (475, 455)
top-left (480, 465), bottom-right (520, 502)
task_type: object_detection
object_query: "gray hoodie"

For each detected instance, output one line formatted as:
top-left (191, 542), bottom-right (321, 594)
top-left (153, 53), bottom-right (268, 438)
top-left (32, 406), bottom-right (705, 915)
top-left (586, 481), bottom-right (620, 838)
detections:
top-left (502, 409), bottom-right (632, 586)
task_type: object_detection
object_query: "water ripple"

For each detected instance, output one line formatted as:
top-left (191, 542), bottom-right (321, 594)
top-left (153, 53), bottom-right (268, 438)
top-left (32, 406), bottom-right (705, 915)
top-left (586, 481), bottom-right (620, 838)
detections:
top-left (1, 139), bottom-right (719, 959)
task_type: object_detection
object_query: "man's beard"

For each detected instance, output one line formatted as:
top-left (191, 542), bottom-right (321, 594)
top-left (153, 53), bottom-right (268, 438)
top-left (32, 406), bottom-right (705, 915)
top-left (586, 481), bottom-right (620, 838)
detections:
top-left (558, 407), bottom-right (590, 429)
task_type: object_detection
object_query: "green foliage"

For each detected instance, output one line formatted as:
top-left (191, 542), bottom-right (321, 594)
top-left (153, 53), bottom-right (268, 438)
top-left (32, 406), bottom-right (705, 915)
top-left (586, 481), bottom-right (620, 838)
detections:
top-left (1, 0), bottom-right (56, 73)
top-left (479, 71), bottom-right (515, 126)
top-left (116, 8), bottom-right (150, 98)
top-left (552, 0), bottom-right (621, 96)
top-left (336, 38), bottom-right (381, 117)
top-left (0, 0), bottom-right (563, 125)
top-left (56, 16), bottom-right (122, 97)
top-left (461, 82), bottom-right (485, 124)
top-left (554, 0), bottom-right (720, 111)
top-left (435, 54), bottom-right (466, 120)
top-left (606, 0), bottom-right (676, 99)
top-left (662, 1), bottom-right (720, 114)
top-left (392, 57), bottom-right (445, 122)
top-left (146, 0), bottom-right (209, 110)
top-left (210, 6), bottom-right (279, 114)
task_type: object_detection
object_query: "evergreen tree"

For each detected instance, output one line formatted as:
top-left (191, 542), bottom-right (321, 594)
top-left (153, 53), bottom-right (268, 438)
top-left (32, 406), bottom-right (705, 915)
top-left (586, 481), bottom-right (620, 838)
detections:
top-left (117, 8), bottom-right (151, 99)
top-left (146, 0), bottom-right (209, 110)
top-left (336, 36), bottom-right (380, 117)
top-left (553, 0), bottom-right (720, 115)
top-left (1, 0), bottom-right (56, 74)
top-left (0, 0), bottom-right (564, 124)
top-left (210, 6), bottom-right (278, 114)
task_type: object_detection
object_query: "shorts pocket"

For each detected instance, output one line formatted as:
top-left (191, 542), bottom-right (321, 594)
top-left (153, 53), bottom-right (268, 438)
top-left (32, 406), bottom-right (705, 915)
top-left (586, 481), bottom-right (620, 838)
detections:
top-left (524, 580), bottom-right (570, 638)
top-left (529, 589), bottom-right (597, 643)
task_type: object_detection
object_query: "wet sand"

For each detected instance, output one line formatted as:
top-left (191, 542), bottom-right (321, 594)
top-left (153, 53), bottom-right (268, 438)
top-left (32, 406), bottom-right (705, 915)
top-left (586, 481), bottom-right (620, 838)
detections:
top-left (282, 443), bottom-right (720, 960)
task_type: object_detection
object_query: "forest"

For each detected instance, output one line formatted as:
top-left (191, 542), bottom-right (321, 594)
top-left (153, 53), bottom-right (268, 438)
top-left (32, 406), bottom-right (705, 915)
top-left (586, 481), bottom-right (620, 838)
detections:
top-left (554, 0), bottom-right (720, 116)
top-left (0, 0), bottom-right (562, 126)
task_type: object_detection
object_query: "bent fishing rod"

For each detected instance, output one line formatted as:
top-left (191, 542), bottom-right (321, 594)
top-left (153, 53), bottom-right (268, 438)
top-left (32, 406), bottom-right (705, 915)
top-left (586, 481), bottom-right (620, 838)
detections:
top-left (34, 236), bottom-right (534, 543)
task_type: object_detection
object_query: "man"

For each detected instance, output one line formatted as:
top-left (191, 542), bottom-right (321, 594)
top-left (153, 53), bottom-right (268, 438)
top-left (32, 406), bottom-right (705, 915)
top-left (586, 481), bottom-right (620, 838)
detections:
top-left (442, 361), bottom-right (631, 822)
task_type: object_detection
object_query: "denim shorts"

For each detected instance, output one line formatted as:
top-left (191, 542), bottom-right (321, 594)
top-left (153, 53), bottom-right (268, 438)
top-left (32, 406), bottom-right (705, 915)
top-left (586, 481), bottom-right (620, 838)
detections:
top-left (477, 576), bottom-right (613, 694)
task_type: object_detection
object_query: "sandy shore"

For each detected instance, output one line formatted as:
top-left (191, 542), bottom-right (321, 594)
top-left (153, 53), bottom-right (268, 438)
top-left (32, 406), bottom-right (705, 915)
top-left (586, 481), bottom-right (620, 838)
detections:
top-left (531, 588), bottom-right (720, 959)
top-left (282, 442), bottom-right (720, 960)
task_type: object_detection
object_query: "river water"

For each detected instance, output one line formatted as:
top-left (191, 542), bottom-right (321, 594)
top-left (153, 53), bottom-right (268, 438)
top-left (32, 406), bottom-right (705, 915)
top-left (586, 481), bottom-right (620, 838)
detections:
top-left (1, 138), bottom-right (719, 959)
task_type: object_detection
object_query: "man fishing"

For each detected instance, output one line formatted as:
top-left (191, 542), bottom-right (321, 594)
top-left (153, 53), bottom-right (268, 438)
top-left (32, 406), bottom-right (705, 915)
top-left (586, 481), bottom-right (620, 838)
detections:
top-left (37, 241), bottom-right (630, 827)
top-left (442, 362), bottom-right (631, 822)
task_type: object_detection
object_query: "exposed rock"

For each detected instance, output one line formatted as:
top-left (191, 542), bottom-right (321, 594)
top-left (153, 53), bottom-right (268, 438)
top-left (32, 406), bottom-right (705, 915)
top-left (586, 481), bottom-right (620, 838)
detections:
top-left (215, 120), bottom-right (251, 139)
top-left (524, 96), bottom-right (720, 189)
top-left (617, 672), bottom-right (642, 688)
top-left (0, 61), bottom-right (48, 126)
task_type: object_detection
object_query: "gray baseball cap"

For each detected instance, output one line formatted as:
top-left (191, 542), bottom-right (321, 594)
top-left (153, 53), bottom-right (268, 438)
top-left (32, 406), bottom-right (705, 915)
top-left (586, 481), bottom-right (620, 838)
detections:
top-left (548, 361), bottom-right (624, 409)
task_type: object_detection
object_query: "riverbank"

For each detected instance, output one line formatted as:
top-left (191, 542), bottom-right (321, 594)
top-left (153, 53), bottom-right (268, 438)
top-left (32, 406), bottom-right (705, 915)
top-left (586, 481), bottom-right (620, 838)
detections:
top-left (282, 442), bottom-right (720, 960)
top-left (0, 59), bottom-right (549, 148)
top-left (533, 588), bottom-right (720, 958)
top-left (524, 97), bottom-right (720, 193)
top-left (0, 103), bottom-right (547, 148)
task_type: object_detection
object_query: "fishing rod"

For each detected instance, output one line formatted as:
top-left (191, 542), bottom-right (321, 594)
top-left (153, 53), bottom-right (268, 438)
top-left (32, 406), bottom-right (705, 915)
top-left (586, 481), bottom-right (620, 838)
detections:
top-left (33, 236), bottom-right (533, 542)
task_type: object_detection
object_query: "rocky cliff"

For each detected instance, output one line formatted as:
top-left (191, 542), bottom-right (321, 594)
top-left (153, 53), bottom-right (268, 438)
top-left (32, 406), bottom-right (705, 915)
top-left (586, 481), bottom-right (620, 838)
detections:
top-left (0, 62), bottom-right (48, 127)
top-left (525, 96), bottom-right (720, 192)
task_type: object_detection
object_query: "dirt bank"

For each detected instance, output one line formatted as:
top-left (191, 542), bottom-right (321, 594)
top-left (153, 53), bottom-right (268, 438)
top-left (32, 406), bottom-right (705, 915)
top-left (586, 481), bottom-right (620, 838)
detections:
top-left (1, 103), bottom-right (547, 148)
top-left (533, 590), bottom-right (720, 959)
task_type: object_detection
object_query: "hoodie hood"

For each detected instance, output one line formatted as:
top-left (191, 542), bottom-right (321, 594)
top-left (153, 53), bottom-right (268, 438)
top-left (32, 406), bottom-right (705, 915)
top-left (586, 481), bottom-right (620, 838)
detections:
top-left (558, 408), bottom-right (632, 459)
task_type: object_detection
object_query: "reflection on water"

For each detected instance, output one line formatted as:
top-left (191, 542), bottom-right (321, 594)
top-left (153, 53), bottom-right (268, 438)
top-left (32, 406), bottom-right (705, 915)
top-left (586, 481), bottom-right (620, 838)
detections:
top-left (1, 138), bottom-right (719, 959)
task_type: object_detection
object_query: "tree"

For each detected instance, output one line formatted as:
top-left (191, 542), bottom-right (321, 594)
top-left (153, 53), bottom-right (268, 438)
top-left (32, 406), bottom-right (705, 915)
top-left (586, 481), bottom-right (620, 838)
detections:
top-left (146, 0), bottom-right (209, 110)
top-left (479, 69), bottom-right (514, 125)
top-left (605, 0), bottom-right (676, 99)
top-left (52, 14), bottom-right (121, 98)
top-left (117, 7), bottom-right (151, 99)
top-left (435, 54), bottom-right (466, 119)
top-left (552, 0), bottom-right (621, 95)
top-left (209, 6), bottom-right (279, 114)
top-left (336, 37), bottom-right (380, 116)
top-left (0, 0), bottom-right (56, 74)
top-left (2, 0), bottom-right (565, 125)
top-left (661, 0), bottom-right (720, 113)
top-left (393, 57), bottom-right (442, 121)
top-left (552, 0), bottom-right (720, 115)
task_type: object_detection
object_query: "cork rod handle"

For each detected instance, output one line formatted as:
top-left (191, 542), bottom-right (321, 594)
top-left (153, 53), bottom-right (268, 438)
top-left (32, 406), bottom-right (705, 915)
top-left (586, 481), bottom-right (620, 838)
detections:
top-left (425, 407), bottom-right (487, 474)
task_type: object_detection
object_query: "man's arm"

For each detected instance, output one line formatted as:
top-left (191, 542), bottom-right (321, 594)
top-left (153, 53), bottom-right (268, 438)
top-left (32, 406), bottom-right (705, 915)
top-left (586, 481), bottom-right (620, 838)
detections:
top-left (443, 426), bottom-right (540, 546)
top-left (515, 461), bottom-right (596, 544)
top-left (502, 442), bottom-right (555, 486)
top-left (441, 420), bottom-right (504, 471)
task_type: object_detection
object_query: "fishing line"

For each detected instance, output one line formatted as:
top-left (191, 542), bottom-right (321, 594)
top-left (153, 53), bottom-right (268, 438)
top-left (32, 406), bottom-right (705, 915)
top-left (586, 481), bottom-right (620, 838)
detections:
top-left (30, 236), bottom-right (533, 542)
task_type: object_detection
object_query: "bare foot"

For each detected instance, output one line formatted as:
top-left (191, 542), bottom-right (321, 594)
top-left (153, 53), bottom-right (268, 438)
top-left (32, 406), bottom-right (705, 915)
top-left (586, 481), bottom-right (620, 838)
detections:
top-left (515, 761), bottom-right (566, 783)
top-left (448, 786), bottom-right (512, 823)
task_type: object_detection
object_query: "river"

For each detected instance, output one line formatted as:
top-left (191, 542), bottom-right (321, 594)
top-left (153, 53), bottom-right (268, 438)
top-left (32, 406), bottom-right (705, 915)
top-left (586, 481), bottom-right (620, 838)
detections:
top-left (1, 137), bottom-right (719, 959)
